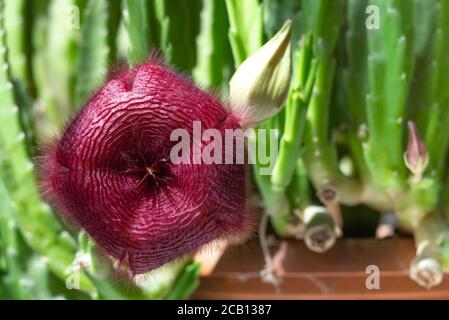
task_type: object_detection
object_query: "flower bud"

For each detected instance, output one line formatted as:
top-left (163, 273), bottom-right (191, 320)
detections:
top-left (229, 20), bottom-right (292, 127)
top-left (404, 121), bottom-right (429, 178)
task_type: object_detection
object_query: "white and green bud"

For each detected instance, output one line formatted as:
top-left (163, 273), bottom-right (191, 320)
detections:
top-left (229, 20), bottom-right (292, 128)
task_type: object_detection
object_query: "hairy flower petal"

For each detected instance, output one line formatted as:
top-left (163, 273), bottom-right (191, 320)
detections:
top-left (40, 60), bottom-right (252, 275)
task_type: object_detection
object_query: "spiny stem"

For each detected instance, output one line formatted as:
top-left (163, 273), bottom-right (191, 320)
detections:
top-left (422, 0), bottom-right (449, 180)
top-left (0, 180), bottom-right (30, 299)
top-left (193, 0), bottom-right (232, 89)
top-left (123, 0), bottom-right (151, 66)
top-left (363, 0), bottom-right (414, 197)
top-left (0, 4), bottom-right (96, 295)
top-left (271, 34), bottom-right (316, 191)
top-left (225, 0), bottom-right (264, 66)
top-left (74, 0), bottom-right (109, 106)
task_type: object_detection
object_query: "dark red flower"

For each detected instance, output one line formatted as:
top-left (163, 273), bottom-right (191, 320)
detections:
top-left (40, 59), bottom-right (253, 275)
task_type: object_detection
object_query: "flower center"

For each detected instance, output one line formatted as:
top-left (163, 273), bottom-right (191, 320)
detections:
top-left (124, 151), bottom-right (172, 192)
top-left (145, 166), bottom-right (156, 176)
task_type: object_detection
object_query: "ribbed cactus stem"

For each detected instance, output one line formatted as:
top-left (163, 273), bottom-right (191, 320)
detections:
top-left (0, 3), bottom-right (96, 295)
top-left (343, 0), bottom-right (386, 204)
top-left (154, 0), bottom-right (172, 62)
top-left (46, 0), bottom-right (80, 113)
top-left (423, 0), bottom-right (449, 179)
top-left (225, 0), bottom-right (263, 66)
top-left (3, 0), bottom-right (26, 81)
top-left (287, 158), bottom-right (312, 211)
top-left (193, 0), bottom-right (231, 88)
top-left (32, 0), bottom-right (81, 137)
top-left (271, 34), bottom-right (316, 190)
top-left (303, 0), bottom-right (365, 207)
top-left (74, 0), bottom-right (109, 106)
top-left (0, 180), bottom-right (29, 299)
top-left (123, 0), bottom-right (151, 66)
top-left (363, 0), bottom-right (414, 198)
top-left (304, 57), bottom-right (364, 206)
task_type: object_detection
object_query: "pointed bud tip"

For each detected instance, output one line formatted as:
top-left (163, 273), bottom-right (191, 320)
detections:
top-left (404, 120), bottom-right (429, 178)
top-left (277, 19), bottom-right (293, 37)
top-left (229, 20), bottom-right (293, 127)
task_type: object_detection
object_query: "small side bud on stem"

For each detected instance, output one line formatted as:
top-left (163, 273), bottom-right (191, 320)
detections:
top-left (229, 20), bottom-right (292, 127)
top-left (404, 121), bottom-right (429, 181)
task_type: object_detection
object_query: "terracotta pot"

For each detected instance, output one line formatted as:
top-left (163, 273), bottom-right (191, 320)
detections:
top-left (192, 238), bottom-right (449, 299)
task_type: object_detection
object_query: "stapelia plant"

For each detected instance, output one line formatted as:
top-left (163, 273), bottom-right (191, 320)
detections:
top-left (3, 0), bottom-right (449, 300)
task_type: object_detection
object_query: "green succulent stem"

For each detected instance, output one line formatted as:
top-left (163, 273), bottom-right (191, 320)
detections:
top-left (422, 0), bottom-right (449, 180)
top-left (287, 158), bottom-right (312, 211)
top-left (0, 180), bottom-right (30, 299)
top-left (123, 0), bottom-right (151, 66)
top-left (0, 3), bottom-right (96, 295)
top-left (271, 34), bottom-right (316, 191)
top-left (225, 0), bottom-right (264, 66)
top-left (193, 0), bottom-right (232, 89)
top-left (363, 0), bottom-right (414, 198)
top-left (74, 0), bottom-right (108, 107)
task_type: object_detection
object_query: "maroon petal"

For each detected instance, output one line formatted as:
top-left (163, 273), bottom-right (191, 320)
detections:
top-left (40, 60), bottom-right (252, 274)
